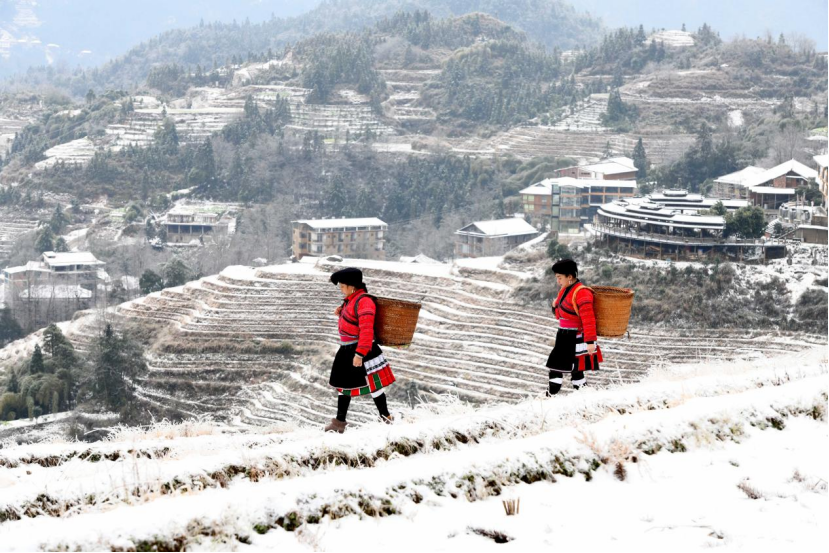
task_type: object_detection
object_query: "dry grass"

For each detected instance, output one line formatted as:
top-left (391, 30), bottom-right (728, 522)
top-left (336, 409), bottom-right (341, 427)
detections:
top-left (737, 479), bottom-right (764, 500)
top-left (502, 498), bottom-right (520, 516)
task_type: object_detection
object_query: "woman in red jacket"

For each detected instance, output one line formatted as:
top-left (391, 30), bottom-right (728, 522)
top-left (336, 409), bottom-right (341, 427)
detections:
top-left (546, 259), bottom-right (603, 396)
top-left (324, 267), bottom-right (396, 433)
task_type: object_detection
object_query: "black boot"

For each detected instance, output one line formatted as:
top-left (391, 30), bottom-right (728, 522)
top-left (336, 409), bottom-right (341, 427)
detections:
top-left (336, 394), bottom-right (352, 422)
top-left (373, 392), bottom-right (393, 423)
top-left (547, 370), bottom-right (563, 397)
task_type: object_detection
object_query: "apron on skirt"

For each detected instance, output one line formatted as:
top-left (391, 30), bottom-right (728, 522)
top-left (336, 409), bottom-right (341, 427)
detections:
top-left (330, 342), bottom-right (396, 396)
top-left (546, 328), bottom-right (602, 372)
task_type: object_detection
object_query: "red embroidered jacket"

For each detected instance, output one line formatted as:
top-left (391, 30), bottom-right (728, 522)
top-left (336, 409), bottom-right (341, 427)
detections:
top-left (338, 289), bottom-right (376, 356)
top-left (553, 282), bottom-right (598, 343)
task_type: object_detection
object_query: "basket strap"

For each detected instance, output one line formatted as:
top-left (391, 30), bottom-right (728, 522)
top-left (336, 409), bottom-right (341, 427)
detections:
top-left (353, 294), bottom-right (377, 321)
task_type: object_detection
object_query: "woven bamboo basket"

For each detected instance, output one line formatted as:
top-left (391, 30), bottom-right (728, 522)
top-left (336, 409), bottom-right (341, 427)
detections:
top-left (591, 286), bottom-right (635, 338)
top-left (374, 297), bottom-right (422, 347)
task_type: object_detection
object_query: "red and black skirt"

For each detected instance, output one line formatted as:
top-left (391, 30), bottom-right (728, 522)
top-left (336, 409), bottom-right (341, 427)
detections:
top-left (546, 328), bottom-right (602, 372)
top-left (330, 342), bottom-right (396, 396)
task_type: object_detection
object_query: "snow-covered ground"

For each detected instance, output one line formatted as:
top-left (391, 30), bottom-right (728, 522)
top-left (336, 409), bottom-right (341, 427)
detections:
top-left (0, 347), bottom-right (825, 551)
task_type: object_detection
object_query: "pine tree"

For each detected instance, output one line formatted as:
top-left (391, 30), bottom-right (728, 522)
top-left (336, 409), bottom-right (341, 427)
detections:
top-left (0, 308), bottom-right (23, 346)
top-left (90, 324), bottom-right (147, 410)
top-left (632, 137), bottom-right (648, 180)
top-left (30, 344), bottom-right (45, 374)
top-left (35, 227), bottom-right (55, 253)
top-left (6, 370), bottom-right (19, 393)
top-left (139, 270), bottom-right (164, 294)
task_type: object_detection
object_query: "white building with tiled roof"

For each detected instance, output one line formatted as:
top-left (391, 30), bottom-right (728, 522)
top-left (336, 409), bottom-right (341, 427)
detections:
top-left (1, 251), bottom-right (106, 329)
top-left (455, 217), bottom-right (539, 258)
top-left (712, 166), bottom-right (767, 199)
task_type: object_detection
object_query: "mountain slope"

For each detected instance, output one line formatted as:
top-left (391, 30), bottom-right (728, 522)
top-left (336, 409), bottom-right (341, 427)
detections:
top-left (2, 0), bottom-right (604, 92)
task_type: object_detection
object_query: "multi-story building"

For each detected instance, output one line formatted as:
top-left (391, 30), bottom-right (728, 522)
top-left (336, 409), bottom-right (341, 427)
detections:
top-left (520, 177), bottom-right (637, 233)
top-left (555, 156), bottom-right (638, 180)
top-left (714, 159), bottom-right (818, 210)
top-left (163, 204), bottom-right (238, 245)
top-left (2, 251), bottom-right (106, 329)
top-left (711, 166), bottom-right (767, 199)
top-left (646, 189), bottom-right (749, 212)
top-left (594, 198), bottom-right (787, 261)
top-left (454, 218), bottom-right (539, 258)
top-left (292, 218), bottom-right (387, 260)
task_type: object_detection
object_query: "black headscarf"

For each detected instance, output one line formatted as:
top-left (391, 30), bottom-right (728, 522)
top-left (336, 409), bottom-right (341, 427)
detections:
top-left (551, 258), bottom-right (578, 278)
top-left (330, 267), bottom-right (367, 290)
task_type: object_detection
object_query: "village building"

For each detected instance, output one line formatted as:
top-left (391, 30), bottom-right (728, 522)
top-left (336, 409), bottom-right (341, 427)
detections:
top-left (594, 197), bottom-right (786, 261)
top-left (292, 218), bottom-right (387, 260)
top-left (711, 166), bottom-right (767, 199)
top-left (454, 218), bottom-right (540, 258)
top-left (520, 177), bottom-right (637, 233)
top-left (794, 225), bottom-right (828, 245)
top-left (814, 153), bottom-right (829, 204)
top-left (645, 189), bottom-right (749, 212)
top-left (1, 251), bottom-right (107, 329)
top-left (163, 204), bottom-right (238, 246)
top-left (555, 156), bottom-right (638, 180)
top-left (713, 160), bottom-right (818, 211)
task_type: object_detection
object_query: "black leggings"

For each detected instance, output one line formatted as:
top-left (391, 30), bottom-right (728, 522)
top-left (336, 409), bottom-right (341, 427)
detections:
top-left (336, 392), bottom-right (391, 422)
top-left (548, 369), bottom-right (586, 395)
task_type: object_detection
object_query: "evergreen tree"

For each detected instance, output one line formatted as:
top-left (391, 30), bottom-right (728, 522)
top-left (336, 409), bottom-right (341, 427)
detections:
top-left (632, 137), bottom-right (648, 180)
top-left (163, 259), bottom-right (190, 287)
top-left (6, 370), bottom-right (19, 394)
top-left (54, 237), bottom-right (69, 252)
top-left (0, 308), bottom-right (23, 346)
top-left (89, 324), bottom-right (147, 410)
top-left (49, 204), bottom-right (70, 233)
top-left (35, 227), bottom-right (56, 253)
top-left (30, 345), bottom-right (45, 374)
top-left (154, 118), bottom-right (179, 155)
top-left (139, 269), bottom-right (164, 294)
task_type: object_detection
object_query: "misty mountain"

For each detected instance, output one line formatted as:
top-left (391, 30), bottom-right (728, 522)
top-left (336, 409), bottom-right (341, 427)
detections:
top-left (1, 0), bottom-right (605, 92)
top-left (0, 0), bottom-right (321, 79)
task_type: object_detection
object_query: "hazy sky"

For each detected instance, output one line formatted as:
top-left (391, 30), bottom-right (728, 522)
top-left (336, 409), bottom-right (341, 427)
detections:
top-left (1, 0), bottom-right (826, 77)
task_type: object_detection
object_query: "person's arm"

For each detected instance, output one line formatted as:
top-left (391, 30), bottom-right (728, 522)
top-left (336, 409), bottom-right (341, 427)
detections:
top-left (353, 296), bottom-right (376, 365)
top-left (576, 290), bottom-right (598, 353)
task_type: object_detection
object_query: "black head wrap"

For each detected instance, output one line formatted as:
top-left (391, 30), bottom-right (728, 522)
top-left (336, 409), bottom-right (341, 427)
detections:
top-left (551, 258), bottom-right (578, 278)
top-left (330, 267), bottom-right (367, 290)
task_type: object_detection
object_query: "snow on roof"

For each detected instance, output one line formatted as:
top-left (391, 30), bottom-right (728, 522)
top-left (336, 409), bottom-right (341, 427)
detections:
top-left (294, 218), bottom-right (387, 229)
top-left (399, 254), bottom-right (441, 264)
top-left (42, 251), bottom-right (104, 266)
top-left (749, 187), bottom-right (797, 194)
top-left (457, 218), bottom-right (539, 237)
top-left (714, 166), bottom-right (767, 186)
top-left (19, 285), bottom-right (93, 300)
top-left (813, 154), bottom-right (829, 169)
top-left (743, 159), bottom-right (818, 188)
top-left (520, 177), bottom-right (636, 195)
top-left (579, 156), bottom-right (637, 176)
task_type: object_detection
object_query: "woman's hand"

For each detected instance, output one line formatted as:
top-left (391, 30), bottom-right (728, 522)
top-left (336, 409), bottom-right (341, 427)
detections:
top-left (352, 354), bottom-right (363, 367)
top-left (587, 343), bottom-right (597, 355)
top-left (334, 305), bottom-right (342, 316)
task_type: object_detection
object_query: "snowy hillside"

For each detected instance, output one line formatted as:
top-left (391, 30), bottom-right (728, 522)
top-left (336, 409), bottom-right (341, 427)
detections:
top-left (0, 346), bottom-right (825, 551)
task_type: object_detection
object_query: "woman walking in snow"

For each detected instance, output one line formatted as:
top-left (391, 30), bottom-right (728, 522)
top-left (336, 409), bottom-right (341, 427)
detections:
top-left (546, 259), bottom-right (603, 396)
top-left (325, 267), bottom-right (396, 433)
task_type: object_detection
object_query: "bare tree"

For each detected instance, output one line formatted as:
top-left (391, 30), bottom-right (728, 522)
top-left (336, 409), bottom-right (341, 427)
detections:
top-left (771, 120), bottom-right (806, 164)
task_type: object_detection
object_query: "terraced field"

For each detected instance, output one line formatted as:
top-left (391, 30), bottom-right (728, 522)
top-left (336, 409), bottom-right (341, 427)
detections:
top-left (450, 126), bottom-right (695, 164)
top-left (92, 259), bottom-right (825, 429)
top-left (0, 214), bottom-right (40, 262)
